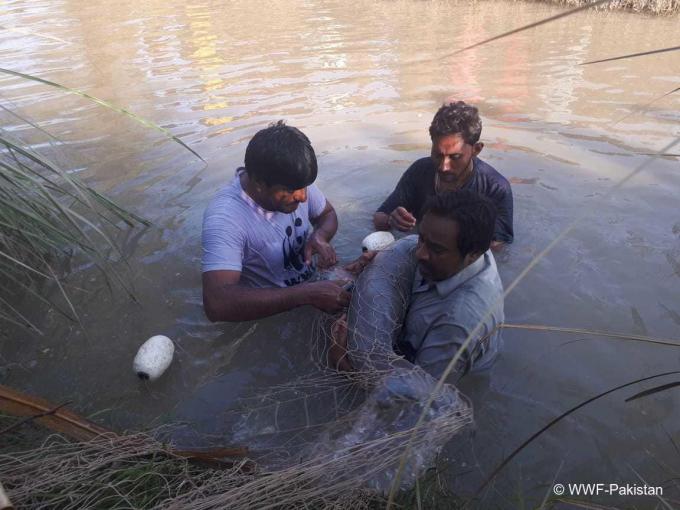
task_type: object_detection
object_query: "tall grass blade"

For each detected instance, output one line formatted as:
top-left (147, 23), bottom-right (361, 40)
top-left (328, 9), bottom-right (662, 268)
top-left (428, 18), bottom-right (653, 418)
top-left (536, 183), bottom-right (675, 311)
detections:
top-left (0, 249), bottom-right (51, 279)
top-left (624, 381), bottom-right (680, 402)
top-left (3, 123), bottom-right (148, 227)
top-left (473, 370), bottom-right (680, 499)
top-left (2, 131), bottom-right (100, 207)
top-left (442, 0), bottom-right (611, 57)
top-left (415, 476), bottom-right (423, 510)
top-left (0, 104), bottom-right (65, 145)
top-left (38, 252), bottom-right (81, 326)
top-left (0, 263), bottom-right (72, 321)
top-left (500, 323), bottom-right (680, 348)
top-left (666, 430), bottom-right (680, 458)
top-left (0, 25), bottom-right (71, 44)
top-left (539, 461), bottom-right (564, 510)
top-left (630, 467), bottom-right (673, 510)
top-left (0, 67), bottom-right (205, 162)
top-left (582, 45), bottom-right (680, 65)
top-left (611, 86), bottom-right (680, 126)
top-left (1, 124), bottom-right (146, 329)
top-left (0, 295), bottom-right (43, 334)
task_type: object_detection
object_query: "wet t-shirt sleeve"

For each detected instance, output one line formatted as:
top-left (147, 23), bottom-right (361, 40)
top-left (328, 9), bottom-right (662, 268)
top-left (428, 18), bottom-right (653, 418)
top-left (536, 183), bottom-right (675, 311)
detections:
top-left (489, 182), bottom-right (514, 243)
top-left (306, 183), bottom-right (327, 219)
top-left (376, 161), bottom-right (422, 217)
top-left (473, 159), bottom-right (514, 243)
top-left (201, 201), bottom-right (246, 273)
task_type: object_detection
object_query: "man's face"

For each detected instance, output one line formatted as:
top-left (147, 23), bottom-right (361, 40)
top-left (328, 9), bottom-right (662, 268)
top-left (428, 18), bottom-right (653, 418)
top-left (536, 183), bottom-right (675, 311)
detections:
top-left (261, 184), bottom-right (308, 213)
top-left (430, 134), bottom-right (482, 188)
top-left (415, 213), bottom-right (467, 282)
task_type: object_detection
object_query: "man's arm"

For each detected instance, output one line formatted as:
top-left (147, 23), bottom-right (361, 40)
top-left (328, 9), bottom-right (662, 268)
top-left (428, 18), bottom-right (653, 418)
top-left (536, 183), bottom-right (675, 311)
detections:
top-left (373, 211), bottom-right (391, 231)
top-left (374, 164), bottom-right (419, 232)
top-left (305, 200), bottom-right (338, 268)
top-left (202, 270), bottom-right (350, 322)
top-left (373, 207), bottom-right (416, 232)
top-left (414, 324), bottom-right (472, 384)
top-left (491, 182), bottom-right (514, 247)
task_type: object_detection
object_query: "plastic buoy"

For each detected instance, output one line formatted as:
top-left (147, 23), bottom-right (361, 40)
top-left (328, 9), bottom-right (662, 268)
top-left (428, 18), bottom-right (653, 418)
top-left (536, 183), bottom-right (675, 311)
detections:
top-left (133, 335), bottom-right (174, 381)
top-left (361, 231), bottom-right (395, 252)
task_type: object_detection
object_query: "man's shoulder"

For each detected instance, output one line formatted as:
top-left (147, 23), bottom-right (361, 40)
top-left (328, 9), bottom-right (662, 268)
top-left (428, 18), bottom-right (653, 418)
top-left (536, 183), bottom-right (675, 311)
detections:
top-left (406, 157), bottom-right (435, 174)
top-left (449, 253), bottom-right (503, 311)
top-left (394, 234), bottom-right (419, 252)
top-left (473, 158), bottom-right (511, 190)
top-left (203, 180), bottom-right (252, 231)
top-left (205, 183), bottom-right (242, 213)
top-left (394, 157), bottom-right (435, 183)
top-left (374, 235), bottom-right (419, 272)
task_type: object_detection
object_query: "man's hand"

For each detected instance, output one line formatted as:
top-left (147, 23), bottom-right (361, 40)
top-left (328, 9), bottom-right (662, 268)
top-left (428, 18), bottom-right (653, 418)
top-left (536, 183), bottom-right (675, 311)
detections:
top-left (304, 231), bottom-right (338, 269)
top-left (389, 206), bottom-right (416, 231)
top-left (306, 280), bottom-right (351, 313)
top-left (344, 250), bottom-right (378, 275)
top-left (329, 313), bottom-right (352, 371)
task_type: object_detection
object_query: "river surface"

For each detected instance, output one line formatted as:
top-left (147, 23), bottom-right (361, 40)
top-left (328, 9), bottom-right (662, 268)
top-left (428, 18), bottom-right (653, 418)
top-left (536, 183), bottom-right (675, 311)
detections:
top-left (1, 0), bottom-right (679, 506)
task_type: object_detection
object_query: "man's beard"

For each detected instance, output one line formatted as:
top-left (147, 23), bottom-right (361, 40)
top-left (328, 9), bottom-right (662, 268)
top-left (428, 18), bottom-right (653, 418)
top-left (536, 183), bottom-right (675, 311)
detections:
top-left (434, 158), bottom-right (474, 194)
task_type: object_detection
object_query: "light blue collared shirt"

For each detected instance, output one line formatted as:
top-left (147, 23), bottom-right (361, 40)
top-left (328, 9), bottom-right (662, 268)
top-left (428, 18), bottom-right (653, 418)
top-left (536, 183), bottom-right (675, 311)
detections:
top-left (396, 239), bottom-right (504, 382)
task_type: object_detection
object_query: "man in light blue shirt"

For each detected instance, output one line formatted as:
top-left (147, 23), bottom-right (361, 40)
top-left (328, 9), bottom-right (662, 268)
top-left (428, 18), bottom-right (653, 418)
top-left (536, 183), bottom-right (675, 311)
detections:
top-left (202, 122), bottom-right (351, 322)
top-left (339, 190), bottom-right (504, 382)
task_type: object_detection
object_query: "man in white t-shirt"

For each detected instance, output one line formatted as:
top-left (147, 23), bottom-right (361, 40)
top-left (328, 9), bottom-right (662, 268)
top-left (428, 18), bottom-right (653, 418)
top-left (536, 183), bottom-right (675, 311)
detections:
top-left (202, 121), bottom-right (350, 322)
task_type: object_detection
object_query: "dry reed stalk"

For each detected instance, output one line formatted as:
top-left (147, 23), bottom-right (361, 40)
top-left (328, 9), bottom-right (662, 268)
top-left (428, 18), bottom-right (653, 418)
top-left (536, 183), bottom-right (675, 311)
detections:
top-left (0, 417), bottom-right (469, 509)
top-left (500, 323), bottom-right (680, 347)
top-left (0, 356), bottom-right (471, 509)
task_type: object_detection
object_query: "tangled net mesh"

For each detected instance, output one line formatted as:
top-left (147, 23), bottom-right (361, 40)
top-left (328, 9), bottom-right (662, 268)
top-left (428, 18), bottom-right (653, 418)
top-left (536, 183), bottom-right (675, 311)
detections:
top-left (1, 241), bottom-right (474, 508)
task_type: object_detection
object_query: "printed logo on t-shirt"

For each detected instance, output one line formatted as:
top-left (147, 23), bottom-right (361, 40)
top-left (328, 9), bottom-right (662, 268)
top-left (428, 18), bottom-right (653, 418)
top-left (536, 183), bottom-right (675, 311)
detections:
top-left (283, 216), bottom-right (314, 286)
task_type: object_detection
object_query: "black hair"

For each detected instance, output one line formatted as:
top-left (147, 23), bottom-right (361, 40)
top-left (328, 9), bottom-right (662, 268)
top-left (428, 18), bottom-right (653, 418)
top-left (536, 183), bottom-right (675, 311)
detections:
top-left (422, 190), bottom-right (496, 257)
top-left (244, 121), bottom-right (317, 189)
top-left (428, 101), bottom-right (482, 145)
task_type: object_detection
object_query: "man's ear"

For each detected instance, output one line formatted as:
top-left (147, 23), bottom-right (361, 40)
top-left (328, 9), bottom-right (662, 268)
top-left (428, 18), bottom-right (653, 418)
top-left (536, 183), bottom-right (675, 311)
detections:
top-left (473, 142), bottom-right (484, 157)
top-left (250, 174), bottom-right (267, 192)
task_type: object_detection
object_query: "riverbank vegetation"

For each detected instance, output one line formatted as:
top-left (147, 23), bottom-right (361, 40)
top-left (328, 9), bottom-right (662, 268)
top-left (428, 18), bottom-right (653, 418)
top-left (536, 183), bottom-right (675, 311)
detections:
top-left (549, 0), bottom-right (680, 14)
top-left (0, 124), bottom-right (148, 331)
top-left (0, 413), bottom-right (460, 510)
top-left (0, 67), bottom-right (206, 332)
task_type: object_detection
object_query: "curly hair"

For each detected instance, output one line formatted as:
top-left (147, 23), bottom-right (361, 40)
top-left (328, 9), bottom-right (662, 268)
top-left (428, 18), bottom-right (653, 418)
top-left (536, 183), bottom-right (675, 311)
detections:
top-left (428, 101), bottom-right (482, 145)
top-left (422, 190), bottom-right (496, 257)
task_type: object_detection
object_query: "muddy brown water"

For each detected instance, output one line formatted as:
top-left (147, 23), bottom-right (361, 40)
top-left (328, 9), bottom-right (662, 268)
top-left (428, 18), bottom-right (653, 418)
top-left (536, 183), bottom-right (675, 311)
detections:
top-left (1, 0), bottom-right (679, 506)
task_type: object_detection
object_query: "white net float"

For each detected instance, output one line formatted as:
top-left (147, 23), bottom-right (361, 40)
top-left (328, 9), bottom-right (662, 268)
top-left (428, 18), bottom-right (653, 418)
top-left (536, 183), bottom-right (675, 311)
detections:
top-left (133, 335), bottom-right (175, 381)
top-left (360, 231), bottom-right (395, 252)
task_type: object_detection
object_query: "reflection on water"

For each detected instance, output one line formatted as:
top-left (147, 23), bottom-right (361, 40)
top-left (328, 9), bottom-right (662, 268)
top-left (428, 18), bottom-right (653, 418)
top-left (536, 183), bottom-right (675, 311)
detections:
top-left (1, 0), bottom-right (679, 505)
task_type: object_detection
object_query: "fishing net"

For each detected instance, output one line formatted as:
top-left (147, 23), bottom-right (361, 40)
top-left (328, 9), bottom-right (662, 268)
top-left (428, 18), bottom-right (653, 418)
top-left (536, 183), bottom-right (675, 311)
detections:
top-left (227, 237), bottom-right (473, 491)
top-left (1, 239), bottom-right (475, 508)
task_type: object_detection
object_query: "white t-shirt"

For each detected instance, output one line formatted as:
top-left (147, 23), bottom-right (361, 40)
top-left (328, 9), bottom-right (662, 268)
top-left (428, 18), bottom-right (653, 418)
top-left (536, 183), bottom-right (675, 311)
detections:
top-left (201, 168), bottom-right (327, 288)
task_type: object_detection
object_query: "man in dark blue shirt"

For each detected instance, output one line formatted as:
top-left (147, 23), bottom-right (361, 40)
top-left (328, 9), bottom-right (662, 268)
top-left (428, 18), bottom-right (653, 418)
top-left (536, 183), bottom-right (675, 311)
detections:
top-left (374, 101), bottom-right (514, 250)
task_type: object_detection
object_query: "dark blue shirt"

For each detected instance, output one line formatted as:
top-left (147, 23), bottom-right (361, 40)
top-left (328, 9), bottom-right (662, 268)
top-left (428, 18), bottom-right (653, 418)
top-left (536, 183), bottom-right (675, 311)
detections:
top-left (377, 157), bottom-right (514, 243)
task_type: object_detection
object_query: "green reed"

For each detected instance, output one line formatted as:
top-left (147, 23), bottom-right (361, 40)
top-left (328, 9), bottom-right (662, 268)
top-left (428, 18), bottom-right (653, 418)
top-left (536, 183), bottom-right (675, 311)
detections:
top-left (0, 126), bottom-right (151, 331)
top-left (0, 66), bottom-right (205, 331)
